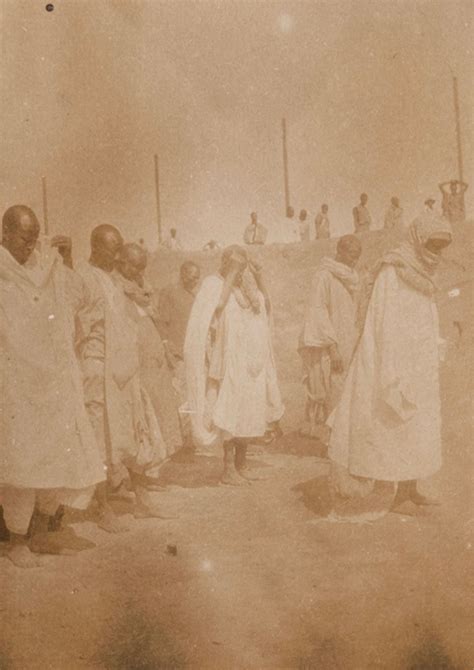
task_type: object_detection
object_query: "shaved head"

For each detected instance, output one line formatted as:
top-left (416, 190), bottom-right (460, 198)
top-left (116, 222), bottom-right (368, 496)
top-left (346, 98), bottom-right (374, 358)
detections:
top-left (336, 234), bottom-right (362, 269)
top-left (90, 224), bottom-right (123, 249)
top-left (2, 205), bottom-right (40, 236)
top-left (116, 242), bottom-right (147, 284)
top-left (180, 260), bottom-right (200, 292)
top-left (90, 224), bottom-right (123, 272)
top-left (2, 205), bottom-right (41, 264)
top-left (119, 242), bottom-right (147, 264)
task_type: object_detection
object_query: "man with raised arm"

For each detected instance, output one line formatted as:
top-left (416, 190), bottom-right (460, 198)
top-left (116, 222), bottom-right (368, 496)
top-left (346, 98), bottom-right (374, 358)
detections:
top-left (184, 246), bottom-right (284, 484)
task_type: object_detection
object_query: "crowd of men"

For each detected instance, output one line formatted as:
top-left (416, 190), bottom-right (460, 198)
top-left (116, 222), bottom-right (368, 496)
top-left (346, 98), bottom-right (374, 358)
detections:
top-left (241, 180), bottom-right (467, 246)
top-left (0, 184), bottom-right (464, 566)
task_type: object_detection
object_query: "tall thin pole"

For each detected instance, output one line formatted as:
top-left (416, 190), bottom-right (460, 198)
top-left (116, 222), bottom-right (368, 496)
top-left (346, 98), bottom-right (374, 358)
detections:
top-left (41, 176), bottom-right (49, 236)
top-left (281, 118), bottom-right (290, 213)
top-left (154, 154), bottom-right (162, 245)
top-left (452, 76), bottom-right (464, 183)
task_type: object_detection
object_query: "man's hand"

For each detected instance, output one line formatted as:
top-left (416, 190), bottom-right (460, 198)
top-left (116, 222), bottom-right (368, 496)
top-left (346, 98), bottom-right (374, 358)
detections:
top-left (228, 256), bottom-right (247, 278)
top-left (51, 235), bottom-right (73, 269)
top-left (248, 259), bottom-right (265, 291)
top-left (248, 259), bottom-right (262, 279)
top-left (329, 344), bottom-right (343, 374)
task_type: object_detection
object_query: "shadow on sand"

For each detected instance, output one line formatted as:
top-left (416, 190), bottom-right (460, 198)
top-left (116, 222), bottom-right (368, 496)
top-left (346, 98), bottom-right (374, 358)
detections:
top-left (293, 476), bottom-right (396, 521)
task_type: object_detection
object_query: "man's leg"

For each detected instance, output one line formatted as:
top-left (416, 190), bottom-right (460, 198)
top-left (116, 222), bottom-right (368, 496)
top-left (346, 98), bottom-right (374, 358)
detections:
top-left (407, 480), bottom-right (440, 506)
top-left (30, 489), bottom-right (96, 554)
top-left (174, 359), bottom-right (195, 460)
top-left (129, 469), bottom-right (177, 520)
top-left (1, 487), bottom-right (40, 568)
top-left (391, 480), bottom-right (412, 509)
top-left (30, 491), bottom-right (80, 555)
top-left (0, 506), bottom-right (9, 542)
top-left (391, 480), bottom-right (439, 515)
top-left (95, 481), bottom-right (130, 533)
top-left (83, 358), bottom-right (129, 533)
top-left (234, 439), bottom-right (270, 481)
top-left (221, 441), bottom-right (249, 486)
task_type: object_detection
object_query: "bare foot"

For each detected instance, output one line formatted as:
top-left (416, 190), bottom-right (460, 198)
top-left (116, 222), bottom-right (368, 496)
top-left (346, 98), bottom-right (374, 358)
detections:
top-left (220, 470), bottom-right (250, 486)
top-left (97, 510), bottom-right (130, 534)
top-left (237, 467), bottom-right (269, 481)
top-left (6, 544), bottom-right (42, 568)
top-left (29, 532), bottom-right (78, 556)
top-left (134, 505), bottom-right (178, 520)
top-left (410, 491), bottom-right (441, 506)
top-left (390, 500), bottom-right (430, 517)
top-left (108, 482), bottom-right (136, 503)
top-left (51, 526), bottom-right (96, 551)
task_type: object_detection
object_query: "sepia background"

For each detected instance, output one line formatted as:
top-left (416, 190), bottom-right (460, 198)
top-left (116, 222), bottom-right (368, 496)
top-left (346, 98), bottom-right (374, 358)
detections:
top-left (1, 0), bottom-right (473, 254)
top-left (1, 2), bottom-right (473, 669)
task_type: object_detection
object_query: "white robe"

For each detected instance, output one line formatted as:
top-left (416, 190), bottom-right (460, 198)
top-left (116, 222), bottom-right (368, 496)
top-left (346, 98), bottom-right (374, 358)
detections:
top-left (0, 246), bottom-right (104, 490)
top-left (76, 263), bottom-right (166, 474)
top-left (329, 265), bottom-right (443, 481)
top-left (184, 275), bottom-right (284, 451)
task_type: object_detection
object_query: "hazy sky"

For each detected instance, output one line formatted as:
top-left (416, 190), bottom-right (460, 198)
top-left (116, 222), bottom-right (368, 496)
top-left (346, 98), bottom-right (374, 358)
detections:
top-left (1, 0), bottom-right (472, 254)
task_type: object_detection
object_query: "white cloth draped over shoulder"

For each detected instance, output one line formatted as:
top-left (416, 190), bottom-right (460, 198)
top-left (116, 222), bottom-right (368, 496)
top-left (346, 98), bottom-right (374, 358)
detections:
top-left (0, 245), bottom-right (105, 490)
top-left (184, 275), bottom-right (284, 452)
top-left (328, 215), bottom-right (452, 483)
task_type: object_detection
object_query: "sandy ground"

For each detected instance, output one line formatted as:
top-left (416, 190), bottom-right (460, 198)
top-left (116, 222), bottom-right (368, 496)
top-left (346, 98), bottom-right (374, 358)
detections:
top-left (1, 337), bottom-right (473, 670)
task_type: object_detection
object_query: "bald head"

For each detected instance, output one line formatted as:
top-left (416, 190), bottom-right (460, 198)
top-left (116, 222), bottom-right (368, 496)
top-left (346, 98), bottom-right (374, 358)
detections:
top-left (2, 205), bottom-right (41, 264)
top-left (116, 242), bottom-right (147, 284)
top-left (90, 224), bottom-right (123, 272)
top-left (180, 261), bottom-right (200, 292)
top-left (336, 235), bottom-right (362, 269)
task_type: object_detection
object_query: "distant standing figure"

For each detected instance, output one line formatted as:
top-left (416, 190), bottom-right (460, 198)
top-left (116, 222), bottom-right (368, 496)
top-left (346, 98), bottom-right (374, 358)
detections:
top-left (243, 212), bottom-right (268, 245)
top-left (314, 204), bottom-right (330, 239)
top-left (281, 205), bottom-right (299, 243)
top-left (352, 193), bottom-right (372, 233)
top-left (439, 180), bottom-right (468, 223)
top-left (164, 228), bottom-right (182, 251)
top-left (384, 197), bottom-right (404, 231)
top-left (298, 209), bottom-right (310, 242)
top-left (424, 198), bottom-right (436, 214)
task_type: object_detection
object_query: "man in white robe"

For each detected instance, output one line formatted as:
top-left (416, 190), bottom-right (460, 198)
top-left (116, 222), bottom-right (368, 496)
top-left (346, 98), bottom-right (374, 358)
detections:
top-left (184, 246), bottom-right (284, 485)
top-left (328, 215), bottom-right (453, 515)
top-left (76, 226), bottom-right (170, 532)
top-left (0, 205), bottom-right (105, 567)
top-left (298, 235), bottom-right (362, 445)
top-left (114, 242), bottom-right (177, 469)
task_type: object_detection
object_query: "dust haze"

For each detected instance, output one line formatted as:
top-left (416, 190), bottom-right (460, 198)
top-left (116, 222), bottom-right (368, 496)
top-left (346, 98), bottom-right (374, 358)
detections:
top-left (1, 0), bottom-right (472, 253)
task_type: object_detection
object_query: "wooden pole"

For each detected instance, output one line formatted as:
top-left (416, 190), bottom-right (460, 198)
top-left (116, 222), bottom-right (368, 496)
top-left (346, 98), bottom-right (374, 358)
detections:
top-left (452, 76), bottom-right (464, 183)
top-left (281, 118), bottom-right (290, 213)
top-left (154, 154), bottom-right (162, 245)
top-left (41, 176), bottom-right (49, 236)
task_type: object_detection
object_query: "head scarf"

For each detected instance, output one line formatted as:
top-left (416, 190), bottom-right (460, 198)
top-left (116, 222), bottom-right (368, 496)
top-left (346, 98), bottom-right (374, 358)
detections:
top-left (356, 214), bottom-right (452, 332)
top-left (220, 245), bottom-right (261, 312)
